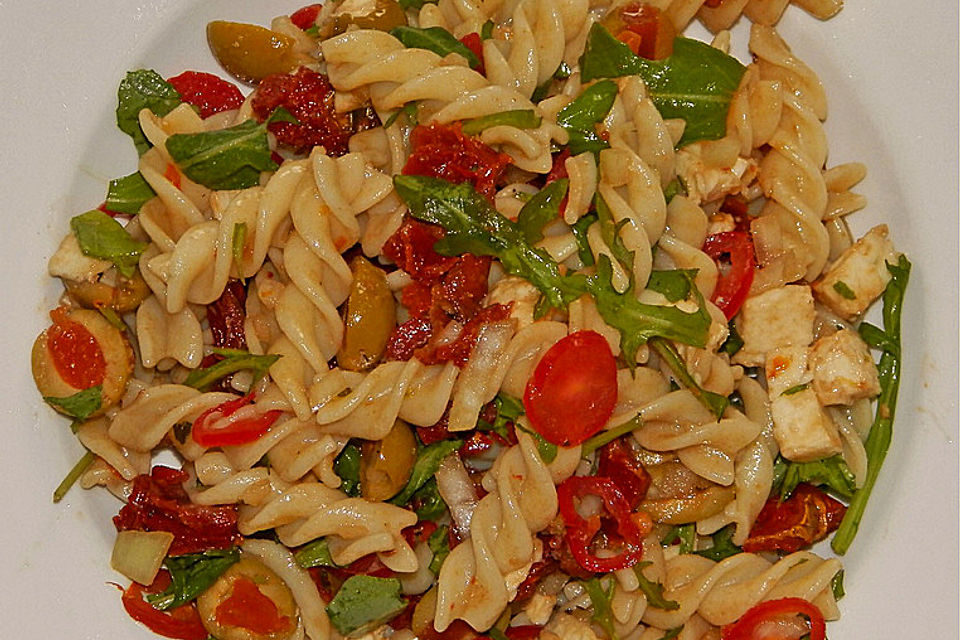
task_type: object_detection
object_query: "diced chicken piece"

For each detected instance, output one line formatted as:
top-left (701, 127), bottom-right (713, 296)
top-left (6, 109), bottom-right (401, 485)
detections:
top-left (733, 285), bottom-right (816, 367)
top-left (765, 345), bottom-right (811, 397)
top-left (809, 329), bottom-right (880, 405)
top-left (812, 225), bottom-right (900, 321)
top-left (485, 276), bottom-right (540, 330)
top-left (48, 233), bottom-right (112, 282)
top-left (677, 143), bottom-right (758, 205)
top-left (771, 388), bottom-right (842, 462)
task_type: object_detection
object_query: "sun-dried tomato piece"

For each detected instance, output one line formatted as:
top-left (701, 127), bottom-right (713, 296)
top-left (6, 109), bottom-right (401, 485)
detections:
top-left (598, 437), bottom-right (652, 509)
top-left (290, 4), bottom-right (323, 30)
top-left (251, 67), bottom-right (378, 155)
top-left (742, 483), bottom-right (846, 554)
top-left (417, 304), bottom-right (511, 367)
top-left (114, 466), bottom-right (240, 555)
top-left (402, 123), bottom-right (511, 201)
top-left (206, 279), bottom-right (248, 350)
top-left (382, 218), bottom-right (456, 285)
top-left (167, 71), bottom-right (244, 119)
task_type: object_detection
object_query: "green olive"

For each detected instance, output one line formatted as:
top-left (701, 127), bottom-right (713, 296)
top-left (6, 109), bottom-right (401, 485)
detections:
top-left (324, 0), bottom-right (408, 37)
top-left (64, 269), bottom-right (151, 314)
top-left (207, 21), bottom-right (300, 85)
top-left (411, 585), bottom-right (438, 636)
top-left (196, 557), bottom-right (298, 640)
top-left (32, 308), bottom-right (133, 416)
top-left (360, 419), bottom-right (417, 501)
top-left (639, 461), bottom-right (735, 524)
top-left (336, 255), bottom-right (396, 372)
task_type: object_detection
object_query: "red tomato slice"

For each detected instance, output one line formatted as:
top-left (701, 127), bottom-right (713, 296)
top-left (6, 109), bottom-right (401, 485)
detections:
top-left (192, 395), bottom-right (282, 448)
top-left (702, 231), bottom-right (756, 321)
top-left (290, 4), bottom-right (323, 30)
top-left (523, 330), bottom-right (617, 446)
top-left (721, 597), bottom-right (826, 640)
top-left (121, 571), bottom-right (209, 640)
top-left (47, 307), bottom-right (107, 390)
top-left (167, 71), bottom-right (243, 119)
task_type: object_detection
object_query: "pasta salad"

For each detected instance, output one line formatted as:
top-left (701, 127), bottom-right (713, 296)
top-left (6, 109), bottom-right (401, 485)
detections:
top-left (31, 1), bottom-right (910, 639)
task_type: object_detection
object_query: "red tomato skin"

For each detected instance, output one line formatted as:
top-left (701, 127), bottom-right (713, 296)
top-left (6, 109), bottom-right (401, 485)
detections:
top-left (523, 330), bottom-right (618, 446)
top-left (702, 230), bottom-right (756, 320)
top-left (721, 597), bottom-right (826, 640)
top-left (214, 576), bottom-right (294, 635)
top-left (458, 32), bottom-right (485, 74)
top-left (121, 571), bottom-right (210, 640)
top-left (290, 4), bottom-right (323, 30)
top-left (191, 395), bottom-right (283, 448)
top-left (167, 71), bottom-right (243, 119)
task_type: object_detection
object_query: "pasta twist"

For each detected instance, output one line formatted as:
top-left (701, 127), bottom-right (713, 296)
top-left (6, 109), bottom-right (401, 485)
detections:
top-left (435, 430), bottom-right (560, 631)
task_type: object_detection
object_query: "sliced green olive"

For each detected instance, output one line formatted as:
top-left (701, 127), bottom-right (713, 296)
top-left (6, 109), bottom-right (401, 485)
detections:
top-left (196, 557), bottom-right (298, 640)
top-left (64, 269), bottom-right (151, 314)
top-left (32, 308), bottom-right (133, 416)
top-left (336, 255), bottom-right (396, 372)
top-left (324, 0), bottom-right (408, 37)
top-left (207, 21), bottom-right (301, 85)
top-left (360, 418), bottom-right (417, 501)
top-left (640, 460), bottom-right (734, 524)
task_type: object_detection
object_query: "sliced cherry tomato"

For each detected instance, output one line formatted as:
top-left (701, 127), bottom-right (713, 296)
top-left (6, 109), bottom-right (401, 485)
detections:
top-left (214, 575), bottom-right (294, 635)
top-left (47, 307), bottom-right (106, 389)
top-left (721, 597), bottom-right (826, 640)
top-left (121, 571), bottom-right (209, 640)
top-left (743, 483), bottom-right (846, 554)
top-left (523, 331), bottom-right (617, 446)
top-left (191, 394), bottom-right (283, 448)
top-left (290, 3), bottom-right (323, 30)
top-left (702, 230), bottom-right (756, 320)
top-left (167, 71), bottom-right (244, 119)
top-left (557, 476), bottom-right (645, 573)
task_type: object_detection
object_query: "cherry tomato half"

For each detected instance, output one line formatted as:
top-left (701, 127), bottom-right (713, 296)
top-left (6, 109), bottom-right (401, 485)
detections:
top-left (702, 231), bottom-right (756, 321)
top-left (523, 330), bottom-right (617, 447)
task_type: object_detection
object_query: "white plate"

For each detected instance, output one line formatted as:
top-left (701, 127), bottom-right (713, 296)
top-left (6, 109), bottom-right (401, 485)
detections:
top-left (0, 1), bottom-right (956, 638)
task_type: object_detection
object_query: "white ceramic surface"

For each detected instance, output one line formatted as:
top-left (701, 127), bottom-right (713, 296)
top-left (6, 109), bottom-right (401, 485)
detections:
top-left (0, 1), bottom-right (956, 637)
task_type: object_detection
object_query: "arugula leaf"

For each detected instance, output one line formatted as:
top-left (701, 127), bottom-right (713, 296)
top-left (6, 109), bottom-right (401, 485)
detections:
top-left (166, 119), bottom-right (279, 190)
top-left (649, 336), bottom-right (728, 419)
top-left (43, 386), bottom-right (102, 422)
top-left (477, 392), bottom-right (525, 439)
top-left (633, 561), bottom-right (680, 610)
top-left (389, 26), bottom-right (480, 68)
top-left (720, 321), bottom-right (743, 357)
top-left (295, 538), bottom-right (338, 569)
top-left (394, 175), bottom-right (586, 311)
top-left (516, 422), bottom-right (558, 463)
top-left (232, 222), bottom-right (247, 273)
top-left (833, 256), bottom-right (910, 555)
top-left (579, 26), bottom-right (746, 146)
top-left (70, 210), bottom-right (148, 277)
top-left (579, 22), bottom-right (644, 82)
top-left (427, 525), bottom-right (451, 574)
top-left (516, 179), bottom-right (568, 244)
top-left (596, 194), bottom-right (635, 273)
top-left (487, 630), bottom-right (510, 640)
top-left (584, 578), bottom-right (618, 640)
top-left (646, 269), bottom-right (699, 303)
top-left (106, 172), bottom-right (156, 215)
top-left (589, 258), bottom-right (712, 363)
top-left (556, 80), bottom-right (618, 156)
top-left (182, 348), bottom-right (280, 392)
top-left (383, 101), bottom-right (419, 128)
top-left (391, 439), bottom-right (463, 506)
top-left (661, 523), bottom-right (695, 554)
top-left (663, 177), bottom-right (686, 203)
top-left (411, 478), bottom-right (448, 520)
top-left (147, 548), bottom-right (240, 610)
top-left (659, 627), bottom-right (683, 640)
top-left (781, 382), bottom-right (810, 396)
top-left (832, 569), bottom-right (845, 600)
top-left (53, 450), bottom-right (95, 503)
top-left (693, 525), bottom-right (741, 562)
top-left (832, 280), bottom-right (857, 300)
top-left (571, 212), bottom-right (598, 266)
top-left (326, 575), bottom-right (407, 636)
top-left (773, 454), bottom-right (856, 501)
top-left (116, 69), bottom-right (182, 155)
top-left (481, 20), bottom-right (494, 40)
top-left (335, 442), bottom-right (362, 497)
top-left (580, 415), bottom-right (642, 457)
top-left (462, 109), bottom-right (541, 136)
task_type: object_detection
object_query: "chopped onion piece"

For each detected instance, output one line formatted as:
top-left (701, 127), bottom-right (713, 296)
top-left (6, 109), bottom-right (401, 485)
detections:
top-left (110, 530), bottom-right (174, 585)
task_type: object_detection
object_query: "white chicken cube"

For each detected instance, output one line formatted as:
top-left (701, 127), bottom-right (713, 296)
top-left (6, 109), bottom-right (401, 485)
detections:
top-left (771, 388), bottom-right (843, 462)
top-left (733, 285), bottom-right (816, 367)
top-left (812, 224), bottom-right (900, 321)
top-left (765, 345), bottom-right (811, 397)
top-left (809, 328), bottom-right (881, 405)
